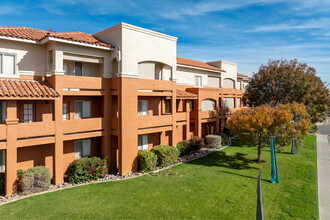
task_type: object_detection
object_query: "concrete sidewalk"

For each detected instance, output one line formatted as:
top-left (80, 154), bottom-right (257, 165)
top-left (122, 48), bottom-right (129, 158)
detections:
top-left (317, 132), bottom-right (330, 220)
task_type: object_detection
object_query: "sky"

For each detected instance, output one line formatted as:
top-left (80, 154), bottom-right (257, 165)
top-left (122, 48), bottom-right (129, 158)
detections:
top-left (0, 0), bottom-right (329, 84)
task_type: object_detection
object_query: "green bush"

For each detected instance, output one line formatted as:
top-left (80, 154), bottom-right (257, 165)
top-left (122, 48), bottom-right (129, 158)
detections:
top-left (176, 140), bottom-right (190, 156)
top-left (138, 150), bottom-right (157, 173)
top-left (205, 135), bottom-right (222, 149)
top-left (212, 132), bottom-right (228, 145)
top-left (151, 145), bottom-right (179, 167)
top-left (189, 136), bottom-right (205, 152)
top-left (17, 166), bottom-right (51, 193)
top-left (223, 127), bottom-right (234, 137)
top-left (0, 173), bottom-right (4, 195)
top-left (66, 157), bottom-right (108, 184)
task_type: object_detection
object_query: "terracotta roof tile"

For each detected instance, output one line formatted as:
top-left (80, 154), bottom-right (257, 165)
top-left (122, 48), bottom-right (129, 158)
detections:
top-left (237, 73), bottom-right (249, 77)
top-left (0, 27), bottom-right (112, 48)
top-left (177, 57), bottom-right (225, 72)
top-left (0, 80), bottom-right (59, 98)
top-left (176, 89), bottom-right (197, 99)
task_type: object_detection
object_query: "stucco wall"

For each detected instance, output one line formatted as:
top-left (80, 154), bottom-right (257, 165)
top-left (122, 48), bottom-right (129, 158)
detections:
top-left (0, 39), bottom-right (47, 77)
top-left (176, 66), bottom-right (221, 87)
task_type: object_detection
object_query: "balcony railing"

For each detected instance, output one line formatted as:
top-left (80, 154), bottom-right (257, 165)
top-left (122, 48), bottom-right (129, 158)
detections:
top-left (62, 117), bottom-right (104, 134)
top-left (17, 121), bottom-right (55, 139)
top-left (0, 124), bottom-right (6, 141)
top-left (138, 115), bottom-right (173, 129)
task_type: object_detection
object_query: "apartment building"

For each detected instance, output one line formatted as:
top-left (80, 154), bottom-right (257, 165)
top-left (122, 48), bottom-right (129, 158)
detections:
top-left (0, 23), bottom-right (249, 195)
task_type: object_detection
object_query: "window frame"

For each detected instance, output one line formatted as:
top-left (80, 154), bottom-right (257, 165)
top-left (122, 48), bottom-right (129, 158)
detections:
top-left (0, 52), bottom-right (16, 76)
top-left (138, 100), bottom-right (148, 116)
top-left (74, 139), bottom-right (91, 158)
top-left (0, 150), bottom-right (5, 172)
top-left (74, 100), bottom-right (91, 119)
top-left (138, 135), bottom-right (148, 150)
top-left (23, 103), bottom-right (33, 123)
top-left (194, 75), bottom-right (202, 88)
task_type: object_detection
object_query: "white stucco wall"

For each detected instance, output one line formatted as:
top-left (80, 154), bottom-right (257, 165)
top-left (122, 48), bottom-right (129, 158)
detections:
top-left (94, 23), bottom-right (177, 79)
top-left (0, 39), bottom-right (47, 77)
top-left (207, 61), bottom-right (238, 89)
top-left (176, 66), bottom-right (221, 87)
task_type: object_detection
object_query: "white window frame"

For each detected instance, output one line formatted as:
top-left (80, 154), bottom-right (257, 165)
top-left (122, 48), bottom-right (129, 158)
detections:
top-left (63, 103), bottom-right (68, 120)
top-left (0, 101), bottom-right (6, 123)
top-left (138, 100), bottom-right (148, 116)
top-left (138, 135), bottom-right (148, 150)
top-left (74, 100), bottom-right (91, 119)
top-left (195, 75), bottom-right (202, 88)
top-left (0, 52), bottom-right (16, 76)
top-left (74, 139), bottom-right (91, 158)
top-left (23, 103), bottom-right (33, 123)
top-left (0, 150), bottom-right (5, 172)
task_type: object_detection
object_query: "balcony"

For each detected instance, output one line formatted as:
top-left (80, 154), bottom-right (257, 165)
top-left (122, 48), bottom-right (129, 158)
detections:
top-left (137, 78), bottom-right (173, 91)
top-left (17, 121), bottom-right (55, 139)
top-left (62, 117), bottom-right (104, 134)
top-left (0, 124), bottom-right (6, 141)
top-left (138, 115), bottom-right (173, 129)
top-left (176, 112), bottom-right (187, 121)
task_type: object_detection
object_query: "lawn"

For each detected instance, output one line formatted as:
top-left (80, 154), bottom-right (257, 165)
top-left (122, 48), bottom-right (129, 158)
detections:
top-left (0, 135), bottom-right (318, 219)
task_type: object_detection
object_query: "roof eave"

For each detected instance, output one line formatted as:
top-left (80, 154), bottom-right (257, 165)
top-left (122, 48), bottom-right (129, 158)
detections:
top-left (177, 63), bottom-right (226, 73)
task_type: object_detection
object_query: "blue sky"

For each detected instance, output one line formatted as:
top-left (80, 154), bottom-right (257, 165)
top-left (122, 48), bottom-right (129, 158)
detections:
top-left (1, 0), bottom-right (329, 84)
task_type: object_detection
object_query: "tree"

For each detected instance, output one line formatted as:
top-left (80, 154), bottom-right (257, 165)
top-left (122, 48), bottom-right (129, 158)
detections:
top-left (226, 103), bottom-right (311, 162)
top-left (245, 59), bottom-right (328, 124)
top-left (226, 105), bottom-right (276, 162)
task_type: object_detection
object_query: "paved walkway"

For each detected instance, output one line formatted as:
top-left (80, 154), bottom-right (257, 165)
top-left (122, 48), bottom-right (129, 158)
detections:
top-left (317, 119), bottom-right (330, 220)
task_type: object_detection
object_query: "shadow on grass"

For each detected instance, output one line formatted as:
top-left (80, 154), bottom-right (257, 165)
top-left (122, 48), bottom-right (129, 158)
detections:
top-left (219, 170), bottom-right (271, 183)
top-left (188, 151), bottom-right (264, 170)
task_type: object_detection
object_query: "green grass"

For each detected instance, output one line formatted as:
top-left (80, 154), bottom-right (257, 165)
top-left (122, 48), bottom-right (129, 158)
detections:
top-left (0, 135), bottom-right (318, 219)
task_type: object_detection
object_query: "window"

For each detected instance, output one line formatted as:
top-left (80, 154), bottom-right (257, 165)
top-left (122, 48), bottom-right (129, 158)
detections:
top-left (223, 98), bottom-right (235, 109)
top-left (0, 53), bottom-right (15, 75)
top-left (63, 103), bottom-right (68, 120)
top-left (195, 75), bottom-right (202, 87)
top-left (138, 135), bottom-right (148, 150)
top-left (237, 98), bottom-right (241, 108)
top-left (138, 100), bottom-right (148, 116)
top-left (201, 99), bottom-right (216, 111)
top-left (63, 62), bottom-right (68, 75)
top-left (74, 139), bottom-right (91, 158)
top-left (189, 100), bottom-right (194, 111)
top-left (0, 150), bottom-right (5, 171)
top-left (74, 101), bottom-right (91, 118)
top-left (75, 62), bottom-right (82, 76)
top-left (24, 103), bottom-right (33, 123)
top-left (0, 101), bottom-right (6, 123)
top-left (165, 100), bottom-right (171, 114)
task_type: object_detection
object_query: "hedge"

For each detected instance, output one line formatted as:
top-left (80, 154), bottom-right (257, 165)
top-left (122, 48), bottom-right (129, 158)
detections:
top-left (66, 157), bottom-right (108, 184)
top-left (17, 166), bottom-right (51, 193)
top-left (205, 135), bottom-right (222, 149)
top-left (151, 145), bottom-right (179, 167)
top-left (212, 132), bottom-right (228, 145)
top-left (176, 140), bottom-right (190, 157)
top-left (138, 150), bottom-right (157, 173)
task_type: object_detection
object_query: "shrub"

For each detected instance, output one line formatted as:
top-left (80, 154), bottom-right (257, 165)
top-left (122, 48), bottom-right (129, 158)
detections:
top-left (205, 135), bottom-right (222, 149)
top-left (151, 145), bottom-right (179, 167)
top-left (17, 166), bottom-right (51, 193)
top-left (176, 140), bottom-right (190, 156)
top-left (66, 157), bottom-right (108, 184)
top-left (212, 132), bottom-right (228, 145)
top-left (223, 127), bottom-right (234, 137)
top-left (138, 150), bottom-right (157, 173)
top-left (189, 136), bottom-right (205, 152)
top-left (0, 173), bottom-right (4, 195)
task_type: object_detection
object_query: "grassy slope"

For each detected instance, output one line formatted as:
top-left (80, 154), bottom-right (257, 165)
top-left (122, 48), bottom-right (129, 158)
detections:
top-left (0, 135), bottom-right (318, 219)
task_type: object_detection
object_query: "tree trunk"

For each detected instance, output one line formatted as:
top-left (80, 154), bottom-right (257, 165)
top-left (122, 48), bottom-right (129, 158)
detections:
top-left (257, 145), bottom-right (262, 162)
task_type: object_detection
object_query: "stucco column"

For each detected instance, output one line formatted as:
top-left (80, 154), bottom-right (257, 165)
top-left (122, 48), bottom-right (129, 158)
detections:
top-left (53, 76), bottom-right (64, 185)
top-left (5, 100), bottom-right (18, 195)
top-left (171, 82), bottom-right (177, 146)
top-left (102, 78), bottom-right (111, 168)
top-left (185, 100), bottom-right (190, 139)
top-left (160, 131), bottom-right (166, 145)
top-left (119, 77), bottom-right (138, 175)
top-left (195, 107), bottom-right (202, 138)
top-left (215, 106), bottom-right (220, 133)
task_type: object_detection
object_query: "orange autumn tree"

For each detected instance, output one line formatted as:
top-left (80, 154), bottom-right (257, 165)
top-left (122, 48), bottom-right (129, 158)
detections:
top-left (226, 103), bottom-right (311, 162)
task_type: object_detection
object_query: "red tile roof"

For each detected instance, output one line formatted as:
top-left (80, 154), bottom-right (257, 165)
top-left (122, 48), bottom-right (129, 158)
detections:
top-left (0, 80), bottom-right (59, 98)
top-left (237, 73), bottom-right (249, 78)
top-left (177, 57), bottom-right (225, 72)
top-left (176, 89), bottom-right (197, 99)
top-left (0, 27), bottom-right (112, 48)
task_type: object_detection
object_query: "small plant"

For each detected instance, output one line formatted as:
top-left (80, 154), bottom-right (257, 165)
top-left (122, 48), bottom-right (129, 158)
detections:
top-left (0, 173), bottom-right (4, 195)
top-left (138, 150), bottom-right (157, 173)
top-left (205, 135), bottom-right (222, 149)
top-left (176, 140), bottom-right (190, 157)
top-left (151, 145), bottom-right (179, 167)
top-left (212, 132), bottom-right (228, 145)
top-left (189, 136), bottom-right (205, 152)
top-left (66, 157), bottom-right (108, 184)
top-left (17, 166), bottom-right (51, 193)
